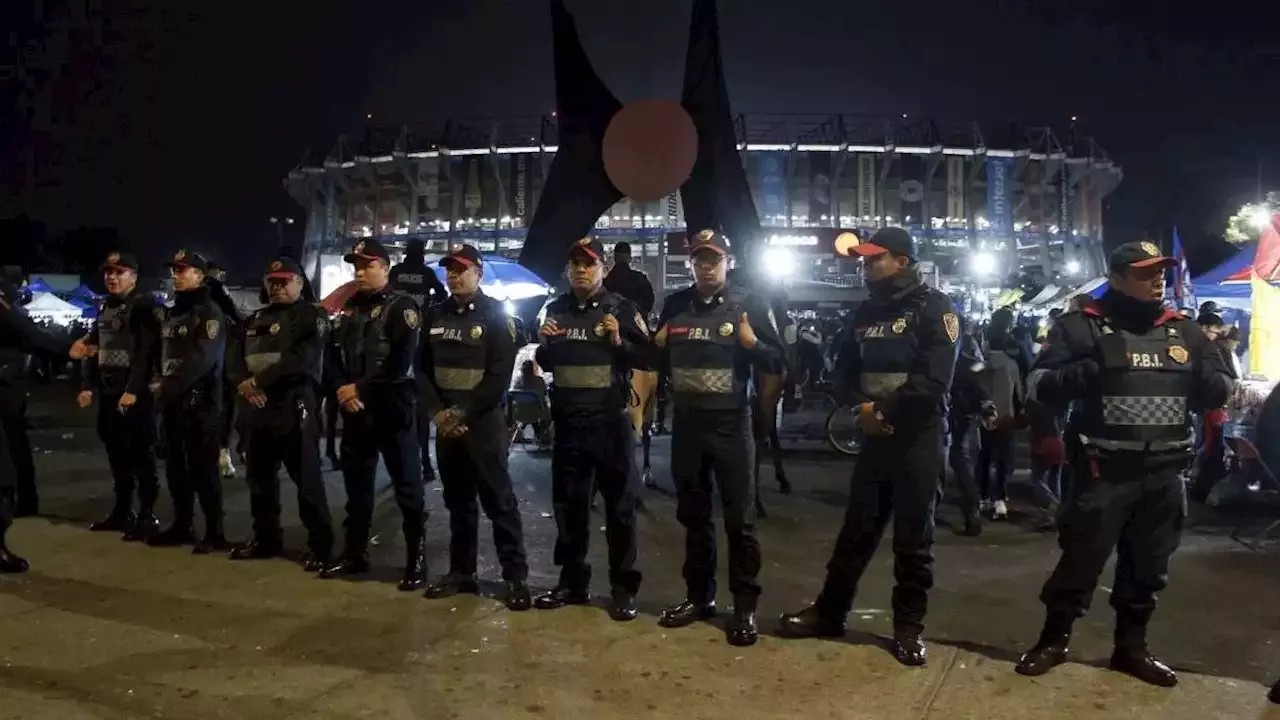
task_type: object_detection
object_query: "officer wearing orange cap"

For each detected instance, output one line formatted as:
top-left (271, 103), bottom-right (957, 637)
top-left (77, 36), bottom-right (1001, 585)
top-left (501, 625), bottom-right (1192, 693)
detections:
top-left (652, 229), bottom-right (784, 647)
top-left (780, 227), bottom-right (957, 667)
top-left (322, 238), bottom-right (428, 591)
top-left (419, 243), bottom-right (531, 610)
top-left (1013, 241), bottom-right (1232, 687)
top-left (226, 257), bottom-right (334, 571)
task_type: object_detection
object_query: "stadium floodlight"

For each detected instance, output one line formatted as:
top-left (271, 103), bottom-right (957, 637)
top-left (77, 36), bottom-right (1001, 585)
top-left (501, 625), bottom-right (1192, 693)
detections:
top-left (1066, 260), bottom-right (1082, 275)
top-left (971, 252), bottom-right (997, 276)
top-left (761, 246), bottom-right (795, 277)
top-left (1250, 205), bottom-right (1273, 231)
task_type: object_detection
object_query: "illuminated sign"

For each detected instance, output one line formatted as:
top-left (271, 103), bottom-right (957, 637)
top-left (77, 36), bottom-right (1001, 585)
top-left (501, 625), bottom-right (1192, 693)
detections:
top-left (765, 234), bottom-right (820, 247)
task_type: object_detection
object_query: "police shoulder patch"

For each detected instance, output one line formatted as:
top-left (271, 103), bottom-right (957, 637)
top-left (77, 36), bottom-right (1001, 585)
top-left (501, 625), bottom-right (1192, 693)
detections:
top-left (404, 308), bottom-right (420, 329)
top-left (942, 313), bottom-right (959, 344)
top-left (205, 319), bottom-right (220, 340)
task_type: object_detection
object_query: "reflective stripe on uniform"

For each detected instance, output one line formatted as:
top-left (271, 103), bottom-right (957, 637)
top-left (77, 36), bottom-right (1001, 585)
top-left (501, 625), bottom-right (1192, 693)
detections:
top-left (1101, 396), bottom-right (1186, 426)
top-left (1080, 434), bottom-right (1193, 452)
top-left (671, 367), bottom-right (734, 394)
top-left (553, 365), bottom-right (612, 389)
top-left (435, 366), bottom-right (484, 390)
top-left (860, 372), bottom-right (908, 399)
top-left (245, 352), bottom-right (281, 374)
top-left (98, 349), bottom-right (131, 369)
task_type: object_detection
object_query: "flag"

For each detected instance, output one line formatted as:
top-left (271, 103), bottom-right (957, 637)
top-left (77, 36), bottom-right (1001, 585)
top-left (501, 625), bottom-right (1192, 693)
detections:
top-left (1171, 226), bottom-right (1193, 304)
top-left (1253, 212), bottom-right (1280, 281)
top-left (679, 0), bottom-right (761, 253)
top-left (1249, 272), bottom-right (1280, 378)
top-left (517, 0), bottom-right (623, 284)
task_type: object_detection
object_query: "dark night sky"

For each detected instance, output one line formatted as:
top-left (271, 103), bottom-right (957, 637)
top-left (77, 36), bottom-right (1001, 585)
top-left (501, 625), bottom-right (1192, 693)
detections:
top-left (7, 0), bottom-right (1279, 272)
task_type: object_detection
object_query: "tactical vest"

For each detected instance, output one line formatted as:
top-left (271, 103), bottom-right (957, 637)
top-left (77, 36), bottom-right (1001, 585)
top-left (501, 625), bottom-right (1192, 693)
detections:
top-left (160, 303), bottom-right (214, 380)
top-left (666, 289), bottom-right (748, 411)
top-left (1078, 319), bottom-right (1194, 445)
top-left (426, 302), bottom-right (491, 406)
top-left (857, 308), bottom-right (921, 401)
top-left (95, 296), bottom-right (142, 389)
top-left (392, 264), bottom-right (435, 308)
top-left (243, 305), bottom-right (324, 386)
top-left (341, 291), bottom-right (414, 383)
top-left (541, 293), bottom-right (628, 409)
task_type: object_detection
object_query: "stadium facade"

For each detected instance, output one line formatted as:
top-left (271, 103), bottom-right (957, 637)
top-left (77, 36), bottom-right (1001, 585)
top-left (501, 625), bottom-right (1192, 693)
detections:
top-left (285, 114), bottom-right (1121, 304)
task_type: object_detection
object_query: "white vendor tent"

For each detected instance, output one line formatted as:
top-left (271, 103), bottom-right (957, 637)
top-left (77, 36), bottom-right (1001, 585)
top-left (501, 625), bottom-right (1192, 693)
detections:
top-left (25, 292), bottom-right (85, 325)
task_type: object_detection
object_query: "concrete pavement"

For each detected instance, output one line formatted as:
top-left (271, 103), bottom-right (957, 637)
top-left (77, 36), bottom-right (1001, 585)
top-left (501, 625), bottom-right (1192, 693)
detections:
top-left (2, 386), bottom-right (1278, 719)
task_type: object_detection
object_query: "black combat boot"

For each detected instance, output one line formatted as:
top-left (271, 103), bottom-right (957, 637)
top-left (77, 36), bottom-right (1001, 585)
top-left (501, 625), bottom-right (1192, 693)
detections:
top-left (534, 586), bottom-right (591, 610)
top-left (608, 590), bottom-right (638, 622)
top-left (229, 536), bottom-right (283, 560)
top-left (123, 511), bottom-right (160, 542)
top-left (1015, 617), bottom-right (1073, 677)
top-left (505, 580), bottom-right (533, 611)
top-left (658, 599), bottom-right (716, 628)
top-left (727, 599), bottom-right (759, 647)
top-left (423, 572), bottom-right (479, 598)
top-left (1111, 617), bottom-right (1177, 687)
top-left (891, 631), bottom-right (928, 667)
top-left (89, 508), bottom-right (135, 533)
top-left (1269, 678), bottom-right (1280, 704)
top-left (398, 535), bottom-right (428, 592)
top-left (146, 521), bottom-right (196, 547)
top-left (779, 603), bottom-right (848, 639)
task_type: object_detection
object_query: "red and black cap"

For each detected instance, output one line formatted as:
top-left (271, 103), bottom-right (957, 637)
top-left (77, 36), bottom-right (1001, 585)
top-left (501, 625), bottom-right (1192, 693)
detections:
top-left (1110, 241), bottom-right (1175, 271)
top-left (343, 238), bottom-right (391, 264)
top-left (440, 243), bottom-right (483, 269)
top-left (848, 227), bottom-right (916, 260)
top-left (687, 229), bottom-right (731, 257)
top-left (164, 249), bottom-right (210, 272)
top-left (568, 236), bottom-right (605, 262)
top-left (101, 251), bottom-right (138, 272)
top-left (264, 257), bottom-right (304, 279)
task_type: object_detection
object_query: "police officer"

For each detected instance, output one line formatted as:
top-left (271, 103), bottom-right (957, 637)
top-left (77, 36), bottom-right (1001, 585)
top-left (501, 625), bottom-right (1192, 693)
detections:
top-left (78, 252), bottom-right (163, 541)
top-left (320, 238), bottom-right (427, 591)
top-left (1014, 241), bottom-right (1232, 687)
top-left (0, 283), bottom-right (36, 520)
top-left (228, 257), bottom-right (335, 571)
top-left (206, 261), bottom-right (244, 479)
top-left (779, 227), bottom-right (958, 667)
top-left (652, 229), bottom-right (783, 646)
top-left (0, 286), bottom-right (92, 573)
top-left (532, 237), bottom-right (647, 621)
top-left (391, 238), bottom-right (447, 486)
top-left (420, 244), bottom-right (531, 611)
top-left (146, 250), bottom-right (229, 554)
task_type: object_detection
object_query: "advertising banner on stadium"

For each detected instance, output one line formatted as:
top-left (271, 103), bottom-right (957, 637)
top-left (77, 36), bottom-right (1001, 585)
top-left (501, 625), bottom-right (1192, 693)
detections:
top-left (809, 152), bottom-right (832, 223)
top-left (857, 154), bottom-right (877, 221)
top-left (899, 155), bottom-right (925, 225)
top-left (511, 154), bottom-right (531, 225)
top-left (946, 156), bottom-right (965, 220)
top-left (757, 151), bottom-right (787, 225)
top-left (985, 157), bottom-right (1014, 238)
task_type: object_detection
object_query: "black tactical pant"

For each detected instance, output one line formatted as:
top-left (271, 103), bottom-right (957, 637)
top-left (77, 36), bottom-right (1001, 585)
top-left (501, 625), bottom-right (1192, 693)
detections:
top-left (1040, 451), bottom-right (1187, 651)
top-left (338, 391), bottom-right (424, 556)
top-left (944, 413), bottom-right (981, 518)
top-left (97, 392), bottom-right (160, 515)
top-left (550, 409), bottom-right (640, 595)
top-left (436, 408), bottom-right (528, 582)
top-left (0, 398), bottom-right (35, 515)
top-left (818, 423), bottom-right (942, 635)
top-left (0, 414), bottom-right (17, 545)
top-left (671, 406), bottom-right (761, 608)
top-left (161, 395), bottom-right (224, 535)
top-left (244, 389), bottom-right (333, 555)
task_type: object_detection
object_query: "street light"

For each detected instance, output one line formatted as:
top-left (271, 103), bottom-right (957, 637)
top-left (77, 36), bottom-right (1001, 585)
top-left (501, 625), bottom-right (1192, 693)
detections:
top-left (761, 246), bottom-right (796, 277)
top-left (1249, 206), bottom-right (1273, 231)
top-left (269, 217), bottom-right (295, 247)
top-left (971, 252), bottom-right (997, 276)
top-left (1065, 259), bottom-right (1082, 275)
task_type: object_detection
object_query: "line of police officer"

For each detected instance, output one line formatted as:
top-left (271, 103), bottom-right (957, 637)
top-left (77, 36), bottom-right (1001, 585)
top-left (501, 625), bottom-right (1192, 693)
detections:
top-left (7, 232), bottom-right (1240, 689)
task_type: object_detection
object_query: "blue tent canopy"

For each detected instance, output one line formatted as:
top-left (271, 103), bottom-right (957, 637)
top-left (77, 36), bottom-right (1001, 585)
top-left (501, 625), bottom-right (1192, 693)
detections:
top-left (1195, 241), bottom-right (1257, 286)
top-left (69, 284), bottom-right (100, 301)
top-left (25, 278), bottom-right (55, 294)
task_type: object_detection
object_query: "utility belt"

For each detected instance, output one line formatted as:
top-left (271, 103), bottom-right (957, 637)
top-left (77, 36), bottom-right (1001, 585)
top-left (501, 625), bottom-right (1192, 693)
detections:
top-left (1076, 433), bottom-right (1195, 481)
